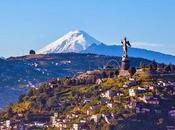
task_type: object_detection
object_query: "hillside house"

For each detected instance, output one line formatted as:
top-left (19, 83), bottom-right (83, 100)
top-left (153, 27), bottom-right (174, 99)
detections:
top-left (102, 113), bottom-right (117, 125)
top-left (138, 95), bottom-right (154, 103)
top-left (127, 100), bottom-right (137, 109)
top-left (90, 115), bottom-right (101, 123)
top-left (51, 113), bottom-right (59, 127)
top-left (83, 98), bottom-right (91, 104)
top-left (166, 126), bottom-right (175, 130)
top-left (6, 120), bottom-right (11, 129)
top-left (146, 97), bottom-right (160, 105)
top-left (87, 105), bottom-right (99, 115)
top-left (107, 102), bottom-right (117, 108)
top-left (169, 110), bottom-right (175, 118)
top-left (96, 79), bottom-right (102, 85)
top-left (101, 90), bottom-right (115, 100)
top-left (71, 121), bottom-right (88, 130)
top-left (135, 103), bottom-right (151, 114)
top-left (123, 84), bottom-right (129, 88)
top-left (72, 124), bottom-right (79, 130)
top-left (128, 78), bottom-right (137, 86)
top-left (136, 107), bottom-right (150, 114)
top-left (5, 120), bottom-right (25, 130)
top-left (129, 89), bottom-right (136, 97)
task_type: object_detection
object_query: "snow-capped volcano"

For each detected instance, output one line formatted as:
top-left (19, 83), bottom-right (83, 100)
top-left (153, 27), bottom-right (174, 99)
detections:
top-left (38, 30), bottom-right (101, 54)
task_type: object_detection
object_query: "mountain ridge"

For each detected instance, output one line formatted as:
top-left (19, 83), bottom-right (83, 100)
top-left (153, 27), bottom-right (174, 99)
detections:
top-left (82, 43), bottom-right (175, 64)
top-left (37, 30), bottom-right (175, 64)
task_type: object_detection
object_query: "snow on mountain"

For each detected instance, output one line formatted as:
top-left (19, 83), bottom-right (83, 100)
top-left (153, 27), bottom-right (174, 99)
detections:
top-left (38, 30), bottom-right (101, 54)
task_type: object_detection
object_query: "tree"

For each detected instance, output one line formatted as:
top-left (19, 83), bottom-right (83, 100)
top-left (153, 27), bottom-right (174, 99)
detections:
top-left (114, 69), bottom-right (119, 77)
top-left (165, 65), bottom-right (171, 72)
top-left (159, 63), bottom-right (165, 69)
top-left (28, 89), bottom-right (34, 97)
top-left (139, 61), bottom-right (145, 69)
top-left (109, 71), bottom-right (114, 78)
top-left (149, 60), bottom-right (157, 71)
top-left (129, 67), bottom-right (136, 77)
top-left (170, 64), bottom-right (175, 72)
top-left (47, 96), bottom-right (57, 108)
top-left (24, 111), bottom-right (31, 121)
top-left (7, 107), bottom-right (13, 118)
top-left (29, 50), bottom-right (36, 55)
top-left (18, 94), bottom-right (26, 102)
top-left (105, 65), bottom-right (114, 69)
top-left (12, 101), bottom-right (31, 113)
top-left (36, 93), bottom-right (47, 108)
top-left (102, 71), bottom-right (107, 78)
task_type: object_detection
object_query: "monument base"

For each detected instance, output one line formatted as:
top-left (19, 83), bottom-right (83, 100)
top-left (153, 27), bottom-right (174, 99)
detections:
top-left (119, 70), bottom-right (130, 77)
top-left (120, 56), bottom-right (130, 70)
top-left (119, 56), bottom-right (130, 77)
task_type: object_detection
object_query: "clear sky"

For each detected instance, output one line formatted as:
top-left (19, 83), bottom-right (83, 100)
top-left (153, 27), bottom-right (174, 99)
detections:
top-left (0, 0), bottom-right (175, 57)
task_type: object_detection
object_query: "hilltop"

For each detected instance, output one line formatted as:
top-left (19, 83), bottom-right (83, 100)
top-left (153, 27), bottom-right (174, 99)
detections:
top-left (0, 53), bottom-right (150, 109)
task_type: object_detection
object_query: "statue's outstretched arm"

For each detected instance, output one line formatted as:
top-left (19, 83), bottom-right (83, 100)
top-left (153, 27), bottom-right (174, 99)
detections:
top-left (127, 42), bottom-right (131, 47)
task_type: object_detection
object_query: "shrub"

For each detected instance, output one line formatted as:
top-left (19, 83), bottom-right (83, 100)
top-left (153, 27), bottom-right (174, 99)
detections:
top-left (12, 101), bottom-right (31, 113)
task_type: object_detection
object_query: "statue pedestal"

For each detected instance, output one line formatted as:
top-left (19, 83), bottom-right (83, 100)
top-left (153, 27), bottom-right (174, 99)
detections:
top-left (119, 70), bottom-right (130, 77)
top-left (120, 57), bottom-right (130, 70)
top-left (119, 56), bottom-right (130, 77)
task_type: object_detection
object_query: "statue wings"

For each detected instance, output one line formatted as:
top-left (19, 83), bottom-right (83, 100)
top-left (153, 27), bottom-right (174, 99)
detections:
top-left (126, 41), bottom-right (131, 47)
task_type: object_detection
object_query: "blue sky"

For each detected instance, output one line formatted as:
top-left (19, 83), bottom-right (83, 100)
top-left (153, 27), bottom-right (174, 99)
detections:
top-left (0, 0), bottom-right (175, 57)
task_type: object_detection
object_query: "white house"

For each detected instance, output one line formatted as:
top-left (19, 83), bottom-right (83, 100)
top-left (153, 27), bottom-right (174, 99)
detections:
top-left (73, 124), bottom-right (79, 130)
top-left (169, 110), bottom-right (175, 118)
top-left (101, 90), bottom-right (114, 100)
top-left (129, 89), bottom-right (136, 97)
top-left (90, 115), bottom-right (101, 123)
top-left (107, 103), bottom-right (116, 108)
top-left (6, 120), bottom-right (11, 129)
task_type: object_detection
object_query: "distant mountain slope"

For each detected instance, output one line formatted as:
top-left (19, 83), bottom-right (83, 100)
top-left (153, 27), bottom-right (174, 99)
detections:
top-left (38, 30), bottom-right (101, 54)
top-left (82, 43), bottom-right (175, 64)
top-left (0, 53), bottom-right (151, 109)
top-left (38, 30), bottom-right (175, 64)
